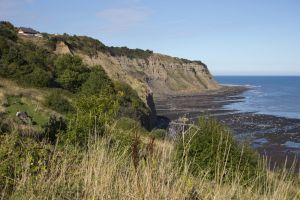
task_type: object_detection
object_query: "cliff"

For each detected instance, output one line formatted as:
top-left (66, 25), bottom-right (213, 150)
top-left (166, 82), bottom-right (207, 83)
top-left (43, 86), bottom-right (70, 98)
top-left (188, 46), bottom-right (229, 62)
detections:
top-left (27, 34), bottom-right (220, 123)
top-left (53, 39), bottom-right (220, 123)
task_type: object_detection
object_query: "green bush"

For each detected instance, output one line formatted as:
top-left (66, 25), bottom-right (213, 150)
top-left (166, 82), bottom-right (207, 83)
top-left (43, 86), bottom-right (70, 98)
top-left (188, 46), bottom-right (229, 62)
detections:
top-left (54, 54), bottom-right (90, 92)
top-left (106, 46), bottom-right (153, 59)
top-left (44, 91), bottom-right (74, 113)
top-left (22, 67), bottom-right (52, 87)
top-left (0, 133), bottom-right (51, 194)
top-left (0, 21), bottom-right (17, 41)
top-left (61, 94), bottom-right (119, 146)
top-left (114, 117), bottom-right (142, 131)
top-left (114, 81), bottom-right (150, 128)
top-left (175, 117), bottom-right (258, 181)
top-left (43, 116), bottom-right (67, 143)
top-left (150, 129), bottom-right (166, 139)
top-left (0, 28), bottom-right (56, 88)
top-left (80, 66), bottom-right (114, 95)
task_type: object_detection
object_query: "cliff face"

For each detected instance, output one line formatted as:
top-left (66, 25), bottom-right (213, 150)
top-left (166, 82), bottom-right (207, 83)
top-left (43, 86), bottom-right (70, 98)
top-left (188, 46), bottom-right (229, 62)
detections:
top-left (79, 52), bottom-right (220, 96)
top-left (53, 41), bottom-right (220, 124)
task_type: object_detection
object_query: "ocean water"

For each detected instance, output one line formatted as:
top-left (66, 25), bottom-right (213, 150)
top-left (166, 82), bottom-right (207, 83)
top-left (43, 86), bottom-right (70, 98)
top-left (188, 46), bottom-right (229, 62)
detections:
top-left (215, 76), bottom-right (300, 119)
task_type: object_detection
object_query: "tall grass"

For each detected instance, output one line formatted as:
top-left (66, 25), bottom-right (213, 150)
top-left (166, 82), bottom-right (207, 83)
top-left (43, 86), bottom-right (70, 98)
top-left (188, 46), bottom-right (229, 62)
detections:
top-left (1, 120), bottom-right (300, 199)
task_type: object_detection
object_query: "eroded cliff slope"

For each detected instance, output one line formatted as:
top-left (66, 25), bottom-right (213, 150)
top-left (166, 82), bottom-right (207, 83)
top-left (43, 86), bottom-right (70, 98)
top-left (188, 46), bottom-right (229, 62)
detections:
top-left (30, 34), bottom-right (220, 120)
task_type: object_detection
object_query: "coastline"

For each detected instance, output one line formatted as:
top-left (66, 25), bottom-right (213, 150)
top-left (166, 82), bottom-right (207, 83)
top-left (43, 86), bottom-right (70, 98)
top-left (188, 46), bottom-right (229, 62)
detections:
top-left (154, 85), bottom-right (300, 169)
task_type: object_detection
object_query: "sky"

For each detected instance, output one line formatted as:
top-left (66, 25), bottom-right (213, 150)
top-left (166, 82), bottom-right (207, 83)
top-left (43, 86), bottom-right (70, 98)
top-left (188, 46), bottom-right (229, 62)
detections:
top-left (1, 0), bottom-right (300, 75)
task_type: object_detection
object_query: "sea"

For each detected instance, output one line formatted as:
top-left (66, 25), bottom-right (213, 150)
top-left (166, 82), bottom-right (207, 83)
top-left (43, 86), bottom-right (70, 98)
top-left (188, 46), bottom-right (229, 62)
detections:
top-left (215, 76), bottom-right (300, 120)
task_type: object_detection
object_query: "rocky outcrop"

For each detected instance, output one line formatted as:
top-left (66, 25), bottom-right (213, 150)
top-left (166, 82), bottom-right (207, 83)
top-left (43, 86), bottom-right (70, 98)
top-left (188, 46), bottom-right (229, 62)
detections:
top-left (54, 41), bottom-right (72, 55)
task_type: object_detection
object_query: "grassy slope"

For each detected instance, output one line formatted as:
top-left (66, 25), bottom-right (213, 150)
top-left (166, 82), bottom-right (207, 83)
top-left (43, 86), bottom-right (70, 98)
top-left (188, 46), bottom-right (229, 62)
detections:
top-left (6, 96), bottom-right (48, 127)
top-left (6, 128), bottom-right (300, 200)
top-left (1, 81), bottom-right (300, 199)
top-left (0, 78), bottom-right (62, 129)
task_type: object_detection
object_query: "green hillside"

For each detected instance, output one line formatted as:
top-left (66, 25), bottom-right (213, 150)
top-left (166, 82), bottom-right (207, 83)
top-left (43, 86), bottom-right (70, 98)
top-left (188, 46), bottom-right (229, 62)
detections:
top-left (0, 21), bottom-right (299, 199)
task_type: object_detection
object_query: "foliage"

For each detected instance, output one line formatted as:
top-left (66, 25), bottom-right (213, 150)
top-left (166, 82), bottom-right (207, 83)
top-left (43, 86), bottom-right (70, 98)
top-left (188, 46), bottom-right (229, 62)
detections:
top-left (175, 117), bottom-right (259, 181)
top-left (46, 33), bottom-right (153, 59)
top-left (150, 128), bottom-right (166, 139)
top-left (106, 46), bottom-right (153, 59)
top-left (80, 66), bottom-right (114, 95)
top-left (0, 31), bottom-right (55, 87)
top-left (113, 117), bottom-right (148, 135)
top-left (6, 96), bottom-right (48, 127)
top-left (114, 81), bottom-right (150, 128)
top-left (0, 21), bottom-right (17, 41)
top-left (47, 34), bottom-right (105, 56)
top-left (0, 133), bottom-right (51, 194)
top-left (54, 54), bottom-right (90, 92)
top-left (61, 94), bottom-right (119, 146)
top-left (44, 91), bottom-right (74, 114)
top-left (43, 116), bottom-right (67, 143)
top-left (22, 67), bottom-right (53, 87)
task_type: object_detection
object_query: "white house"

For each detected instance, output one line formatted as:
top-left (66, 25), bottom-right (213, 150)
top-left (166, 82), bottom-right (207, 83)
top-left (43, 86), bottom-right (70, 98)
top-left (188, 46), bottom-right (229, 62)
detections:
top-left (18, 27), bottom-right (42, 37)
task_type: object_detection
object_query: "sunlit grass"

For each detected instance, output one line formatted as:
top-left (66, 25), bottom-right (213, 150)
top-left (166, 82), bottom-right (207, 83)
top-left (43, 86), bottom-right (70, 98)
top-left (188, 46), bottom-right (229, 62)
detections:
top-left (2, 121), bottom-right (299, 200)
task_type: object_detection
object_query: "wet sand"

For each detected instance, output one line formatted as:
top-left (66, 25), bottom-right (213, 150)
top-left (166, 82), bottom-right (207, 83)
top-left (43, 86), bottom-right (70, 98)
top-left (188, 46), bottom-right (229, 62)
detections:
top-left (155, 86), bottom-right (300, 169)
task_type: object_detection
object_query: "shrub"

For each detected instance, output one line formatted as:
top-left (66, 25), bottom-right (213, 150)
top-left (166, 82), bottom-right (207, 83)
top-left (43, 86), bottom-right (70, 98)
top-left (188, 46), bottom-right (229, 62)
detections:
top-left (43, 116), bottom-right (67, 143)
top-left (80, 66), bottom-right (114, 95)
top-left (0, 21), bottom-right (17, 41)
top-left (44, 91), bottom-right (74, 113)
top-left (114, 117), bottom-right (142, 131)
top-left (114, 81), bottom-right (150, 128)
top-left (54, 54), bottom-right (90, 92)
top-left (150, 129), bottom-right (166, 139)
top-left (21, 67), bottom-right (52, 87)
top-left (175, 117), bottom-right (259, 181)
top-left (61, 94), bottom-right (119, 146)
top-left (0, 133), bottom-right (51, 195)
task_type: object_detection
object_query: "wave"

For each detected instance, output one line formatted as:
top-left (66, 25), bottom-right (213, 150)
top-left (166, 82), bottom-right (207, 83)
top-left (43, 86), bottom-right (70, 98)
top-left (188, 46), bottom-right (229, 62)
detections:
top-left (220, 84), bottom-right (260, 88)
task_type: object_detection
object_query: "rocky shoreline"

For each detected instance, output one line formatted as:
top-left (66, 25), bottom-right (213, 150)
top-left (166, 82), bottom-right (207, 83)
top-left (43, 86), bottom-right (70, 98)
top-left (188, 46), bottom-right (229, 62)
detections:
top-left (154, 86), bottom-right (300, 169)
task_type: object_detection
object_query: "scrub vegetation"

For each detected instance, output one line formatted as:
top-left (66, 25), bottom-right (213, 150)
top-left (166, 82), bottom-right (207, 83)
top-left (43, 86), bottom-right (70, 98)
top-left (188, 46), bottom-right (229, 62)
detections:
top-left (0, 21), bottom-right (299, 199)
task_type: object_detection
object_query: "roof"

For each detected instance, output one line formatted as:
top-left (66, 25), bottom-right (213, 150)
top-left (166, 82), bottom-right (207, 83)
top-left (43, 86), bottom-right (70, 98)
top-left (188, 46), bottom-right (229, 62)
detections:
top-left (18, 27), bottom-right (40, 34)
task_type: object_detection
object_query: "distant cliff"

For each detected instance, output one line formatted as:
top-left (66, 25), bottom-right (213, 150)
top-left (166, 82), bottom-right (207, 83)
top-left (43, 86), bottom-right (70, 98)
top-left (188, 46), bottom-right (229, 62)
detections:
top-left (54, 37), bottom-right (219, 95)
top-left (25, 33), bottom-right (220, 120)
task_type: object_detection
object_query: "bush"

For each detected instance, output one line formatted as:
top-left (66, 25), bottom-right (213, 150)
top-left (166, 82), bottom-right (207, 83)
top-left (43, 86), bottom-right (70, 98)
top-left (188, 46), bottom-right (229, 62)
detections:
top-left (22, 67), bottom-right (52, 87)
top-left (0, 21), bottom-right (17, 41)
top-left (80, 66), bottom-right (114, 95)
top-left (54, 54), bottom-right (90, 92)
top-left (0, 31), bottom-right (56, 88)
top-left (114, 117), bottom-right (142, 131)
top-left (44, 91), bottom-right (74, 113)
top-left (61, 94), bottom-right (119, 146)
top-left (43, 116), bottom-right (67, 143)
top-left (175, 117), bottom-right (258, 181)
top-left (150, 129), bottom-right (166, 139)
top-left (114, 81), bottom-right (150, 128)
top-left (0, 133), bottom-right (51, 194)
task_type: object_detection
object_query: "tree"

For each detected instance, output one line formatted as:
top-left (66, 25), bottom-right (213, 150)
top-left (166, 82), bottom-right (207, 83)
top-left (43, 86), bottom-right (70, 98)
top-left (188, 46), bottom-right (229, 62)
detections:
top-left (80, 67), bottom-right (114, 95)
top-left (54, 54), bottom-right (90, 92)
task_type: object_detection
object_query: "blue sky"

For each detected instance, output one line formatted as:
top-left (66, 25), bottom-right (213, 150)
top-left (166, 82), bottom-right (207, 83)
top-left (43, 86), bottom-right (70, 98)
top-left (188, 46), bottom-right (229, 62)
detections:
top-left (1, 0), bottom-right (300, 75)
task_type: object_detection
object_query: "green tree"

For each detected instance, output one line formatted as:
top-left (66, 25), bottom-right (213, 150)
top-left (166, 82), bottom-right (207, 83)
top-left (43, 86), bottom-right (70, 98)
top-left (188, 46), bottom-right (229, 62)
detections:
top-left (61, 94), bottom-right (119, 146)
top-left (54, 54), bottom-right (90, 92)
top-left (80, 67), bottom-right (114, 95)
top-left (22, 67), bottom-right (52, 87)
top-left (175, 117), bottom-right (258, 181)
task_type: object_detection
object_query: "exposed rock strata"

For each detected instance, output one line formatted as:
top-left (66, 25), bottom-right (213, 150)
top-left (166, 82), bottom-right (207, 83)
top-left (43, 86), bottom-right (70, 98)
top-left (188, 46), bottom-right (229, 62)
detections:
top-left (55, 42), bottom-right (220, 126)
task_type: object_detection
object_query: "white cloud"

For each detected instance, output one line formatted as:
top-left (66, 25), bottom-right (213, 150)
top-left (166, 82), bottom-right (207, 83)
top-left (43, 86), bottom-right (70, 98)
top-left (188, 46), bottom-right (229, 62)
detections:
top-left (96, 7), bottom-right (148, 33)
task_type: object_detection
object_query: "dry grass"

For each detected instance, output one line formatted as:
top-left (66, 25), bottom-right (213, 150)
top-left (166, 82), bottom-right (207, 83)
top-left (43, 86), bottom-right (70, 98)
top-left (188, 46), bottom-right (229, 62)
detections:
top-left (4, 131), bottom-right (299, 200)
top-left (0, 78), bottom-right (62, 117)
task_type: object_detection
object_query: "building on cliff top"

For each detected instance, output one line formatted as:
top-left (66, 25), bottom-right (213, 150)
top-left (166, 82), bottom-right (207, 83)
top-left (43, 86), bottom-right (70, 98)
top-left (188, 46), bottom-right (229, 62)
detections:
top-left (18, 27), bottom-right (42, 37)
